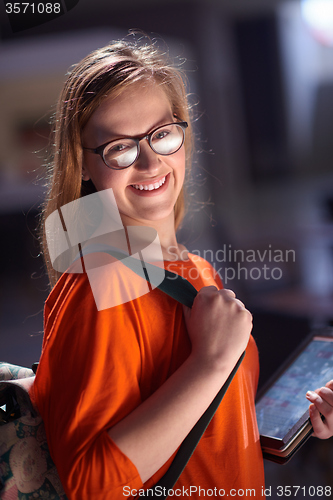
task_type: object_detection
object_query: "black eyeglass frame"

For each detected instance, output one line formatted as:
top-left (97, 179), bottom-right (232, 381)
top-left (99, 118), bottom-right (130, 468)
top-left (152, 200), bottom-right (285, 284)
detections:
top-left (82, 121), bottom-right (188, 170)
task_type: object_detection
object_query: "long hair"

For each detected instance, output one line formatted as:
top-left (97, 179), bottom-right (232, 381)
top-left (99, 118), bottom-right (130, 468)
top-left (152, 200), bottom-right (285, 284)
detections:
top-left (42, 37), bottom-right (194, 286)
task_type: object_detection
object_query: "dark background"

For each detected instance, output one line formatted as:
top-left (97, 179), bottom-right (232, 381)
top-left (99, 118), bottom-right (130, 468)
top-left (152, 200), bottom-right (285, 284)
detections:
top-left (0, 0), bottom-right (333, 494)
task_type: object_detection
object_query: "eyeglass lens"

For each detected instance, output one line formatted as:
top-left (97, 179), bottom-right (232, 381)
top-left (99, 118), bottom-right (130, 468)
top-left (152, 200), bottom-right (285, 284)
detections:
top-left (103, 123), bottom-right (184, 169)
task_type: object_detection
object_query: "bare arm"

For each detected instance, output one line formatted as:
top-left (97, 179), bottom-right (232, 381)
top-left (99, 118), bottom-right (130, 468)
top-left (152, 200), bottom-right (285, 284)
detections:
top-left (108, 287), bottom-right (252, 483)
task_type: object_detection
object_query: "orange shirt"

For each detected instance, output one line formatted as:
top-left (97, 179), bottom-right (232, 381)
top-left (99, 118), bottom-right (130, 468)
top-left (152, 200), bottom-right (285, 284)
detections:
top-left (33, 254), bottom-right (265, 499)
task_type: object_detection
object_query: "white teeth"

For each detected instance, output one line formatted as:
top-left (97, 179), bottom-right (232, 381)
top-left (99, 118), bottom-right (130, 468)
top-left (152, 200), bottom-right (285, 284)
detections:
top-left (132, 176), bottom-right (166, 191)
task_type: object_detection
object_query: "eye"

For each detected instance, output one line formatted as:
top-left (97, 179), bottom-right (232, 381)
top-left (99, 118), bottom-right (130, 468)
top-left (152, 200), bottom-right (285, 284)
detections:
top-left (104, 139), bottom-right (136, 158)
top-left (109, 143), bottom-right (129, 153)
top-left (152, 128), bottom-right (171, 143)
top-left (155, 130), bottom-right (169, 140)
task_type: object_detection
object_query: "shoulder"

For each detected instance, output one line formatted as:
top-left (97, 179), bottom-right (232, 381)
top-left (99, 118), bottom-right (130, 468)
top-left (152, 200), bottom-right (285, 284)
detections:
top-left (46, 257), bottom-right (161, 315)
top-left (43, 262), bottom-right (180, 350)
top-left (46, 272), bottom-right (90, 311)
top-left (166, 253), bottom-right (223, 290)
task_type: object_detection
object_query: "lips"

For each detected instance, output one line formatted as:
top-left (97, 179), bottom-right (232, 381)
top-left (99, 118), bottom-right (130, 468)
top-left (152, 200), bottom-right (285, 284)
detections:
top-left (131, 176), bottom-right (166, 191)
top-left (128, 173), bottom-right (170, 196)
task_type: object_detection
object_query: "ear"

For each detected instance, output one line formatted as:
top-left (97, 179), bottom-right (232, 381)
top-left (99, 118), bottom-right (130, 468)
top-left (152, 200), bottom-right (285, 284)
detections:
top-left (82, 163), bottom-right (91, 181)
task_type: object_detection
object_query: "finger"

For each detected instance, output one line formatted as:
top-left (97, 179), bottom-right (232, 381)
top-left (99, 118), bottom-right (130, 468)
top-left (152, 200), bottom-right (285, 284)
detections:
top-left (308, 403), bottom-right (329, 438)
top-left (306, 390), bottom-right (332, 415)
top-left (234, 298), bottom-right (246, 309)
top-left (218, 289), bottom-right (247, 310)
top-left (199, 286), bottom-right (218, 295)
top-left (221, 289), bottom-right (236, 298)
top-left (316, 386), bottom-right (333, 407)
top-left (326, 380), bottom-right (333, 390)
top-left (306, 390), bottom-right (333, 436)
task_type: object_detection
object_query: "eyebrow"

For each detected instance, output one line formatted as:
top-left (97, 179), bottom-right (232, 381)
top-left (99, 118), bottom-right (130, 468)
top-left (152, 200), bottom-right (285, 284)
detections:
top-left (94, 115), bottom-right (175, 144)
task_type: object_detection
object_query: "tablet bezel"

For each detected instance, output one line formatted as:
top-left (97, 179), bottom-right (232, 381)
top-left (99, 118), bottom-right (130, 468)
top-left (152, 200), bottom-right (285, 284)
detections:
top-left (255, 328), bottom-right (333, 460)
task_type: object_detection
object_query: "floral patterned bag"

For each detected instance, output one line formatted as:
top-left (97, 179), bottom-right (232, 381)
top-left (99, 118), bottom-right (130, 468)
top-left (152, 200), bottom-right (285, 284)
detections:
top-left (0, 363), bottom-right (67, 499)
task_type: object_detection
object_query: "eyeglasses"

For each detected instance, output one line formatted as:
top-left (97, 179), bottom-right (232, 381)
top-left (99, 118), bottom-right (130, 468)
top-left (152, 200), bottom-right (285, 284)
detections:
top-left (82, 121), bottom-right (188, 170)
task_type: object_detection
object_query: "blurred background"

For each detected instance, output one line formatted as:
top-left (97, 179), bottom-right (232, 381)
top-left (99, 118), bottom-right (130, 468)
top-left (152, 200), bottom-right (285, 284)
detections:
top-left (0, 0), bottom-right (333, 494)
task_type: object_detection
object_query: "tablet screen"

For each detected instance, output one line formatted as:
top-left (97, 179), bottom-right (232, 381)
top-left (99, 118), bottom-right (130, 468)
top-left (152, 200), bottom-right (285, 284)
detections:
top-left (256, 336), bottom-right (333, 440)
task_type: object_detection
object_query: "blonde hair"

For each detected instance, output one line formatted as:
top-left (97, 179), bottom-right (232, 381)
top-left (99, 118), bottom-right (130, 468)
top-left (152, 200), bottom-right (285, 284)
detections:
top-left (42, 38), bottom-right (193, 286)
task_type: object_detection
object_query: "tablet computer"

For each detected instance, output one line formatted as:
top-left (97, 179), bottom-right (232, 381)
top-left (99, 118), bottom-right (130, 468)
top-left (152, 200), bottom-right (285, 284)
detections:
top-left (255, 329), bottom-right (333, 464)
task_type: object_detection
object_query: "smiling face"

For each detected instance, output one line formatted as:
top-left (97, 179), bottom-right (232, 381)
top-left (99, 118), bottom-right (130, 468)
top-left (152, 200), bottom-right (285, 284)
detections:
top-left (81, 82), bottom-right (186, 229)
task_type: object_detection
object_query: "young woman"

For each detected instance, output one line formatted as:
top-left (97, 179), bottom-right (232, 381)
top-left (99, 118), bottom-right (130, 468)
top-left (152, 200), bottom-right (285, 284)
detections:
top-left (32, 38), bottom-right (333, 500)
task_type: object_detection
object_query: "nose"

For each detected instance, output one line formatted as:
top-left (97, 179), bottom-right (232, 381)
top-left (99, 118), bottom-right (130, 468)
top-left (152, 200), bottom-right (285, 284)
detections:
top-left (134, 139), bottom-right (161, 173)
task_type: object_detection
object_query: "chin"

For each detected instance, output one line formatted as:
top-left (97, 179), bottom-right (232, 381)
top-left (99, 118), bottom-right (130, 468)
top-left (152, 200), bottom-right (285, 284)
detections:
top-left (126, 206), bottom-right (175, 225)
top-left (139, 212), bottom-right (174, 224)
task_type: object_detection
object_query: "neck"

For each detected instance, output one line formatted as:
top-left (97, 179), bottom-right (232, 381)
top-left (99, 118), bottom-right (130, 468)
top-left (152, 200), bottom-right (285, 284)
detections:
top-left (121, 213), bottom-right (187, 262)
